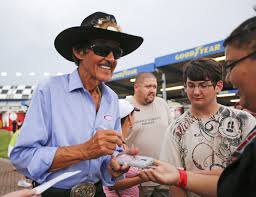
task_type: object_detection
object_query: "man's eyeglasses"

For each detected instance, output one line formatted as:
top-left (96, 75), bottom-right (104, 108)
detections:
top-left (225, 50), bottom-right (256, 73)
top-left (89, 44), bottom-right (123, 60)
top-left (185, 81), bottom-right (214, 91)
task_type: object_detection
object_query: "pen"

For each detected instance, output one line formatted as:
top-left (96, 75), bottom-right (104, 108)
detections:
top-left (121, 139), bottom-right (127, 145)
top-left (115, 146), bottom-right (127, 157)
top-left (97, 125), bottom-right (126, 144)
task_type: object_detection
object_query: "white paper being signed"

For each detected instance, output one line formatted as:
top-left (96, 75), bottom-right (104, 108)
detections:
top-left (34, 170), bottom-right (81, 194)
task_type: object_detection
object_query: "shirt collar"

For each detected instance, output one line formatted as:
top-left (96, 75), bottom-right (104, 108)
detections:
top-left (68, 69), bottom-right (113, 104)
top-left (100, 83), bottom-right (112, 103)
top-left (68, 69), bottom-right (84, 92)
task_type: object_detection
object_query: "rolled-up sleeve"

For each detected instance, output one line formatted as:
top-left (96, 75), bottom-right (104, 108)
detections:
top-left (100, 156), bottom-right (115, 186)
top-left (10, 83), bottom-right (57, 180)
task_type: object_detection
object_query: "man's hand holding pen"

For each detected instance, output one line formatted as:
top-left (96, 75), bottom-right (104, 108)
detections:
top-left (80, 129), bottom-right (125, 160)
top-left (79, 126), bottom-right (139, 178)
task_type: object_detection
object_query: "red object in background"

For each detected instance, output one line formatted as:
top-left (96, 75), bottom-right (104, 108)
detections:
top-left (0, 112), bottom-right (25, 131)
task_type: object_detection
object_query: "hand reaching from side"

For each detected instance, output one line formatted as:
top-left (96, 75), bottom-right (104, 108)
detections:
top-left (2, 189), bottom-right (41, 197)
top-left (139, 160), bottom-right (180, 186)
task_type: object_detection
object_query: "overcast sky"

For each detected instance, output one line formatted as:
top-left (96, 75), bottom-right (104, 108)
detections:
top-left (0, 0), bottom-right (255, 85)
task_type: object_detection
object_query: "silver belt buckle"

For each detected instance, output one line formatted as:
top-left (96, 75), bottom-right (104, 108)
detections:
top-left (70, 182), bottom-right (96, 197)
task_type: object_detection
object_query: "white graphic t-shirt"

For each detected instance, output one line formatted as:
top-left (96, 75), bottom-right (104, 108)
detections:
top-left (160, 105), bottom-right (256, 197)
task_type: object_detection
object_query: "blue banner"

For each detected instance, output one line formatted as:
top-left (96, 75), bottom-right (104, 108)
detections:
top-left (155, 40), bottom-right (224, 68)
top-left (111, 63), bottom-right (155, 81)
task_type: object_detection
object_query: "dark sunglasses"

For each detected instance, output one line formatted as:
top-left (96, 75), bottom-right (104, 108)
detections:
top-left (225, 50), bottom-right (256, 73)
top-left (89, 44), bottom-right (123, 59)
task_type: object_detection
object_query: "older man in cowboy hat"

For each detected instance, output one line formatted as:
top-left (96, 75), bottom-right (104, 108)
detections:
top-left (10, 12), bottom-right (143, 197)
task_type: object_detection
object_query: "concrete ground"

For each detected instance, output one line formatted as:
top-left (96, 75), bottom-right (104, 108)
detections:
top-left (0, 158), bottom-right (32, 196)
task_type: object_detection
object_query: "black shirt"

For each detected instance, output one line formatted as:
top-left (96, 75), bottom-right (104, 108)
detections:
top-left (218, 126), bottom-right (256, 197)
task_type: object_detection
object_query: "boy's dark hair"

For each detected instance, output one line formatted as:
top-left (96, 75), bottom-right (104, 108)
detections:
top-left (120, 111), bottom-right (135, 125)
top-left (224, 16), bottom-right (256, 53)
top-left (121, 116), bottom-right (127, 126)
top-left (183, 58), bottom-right (223, 84)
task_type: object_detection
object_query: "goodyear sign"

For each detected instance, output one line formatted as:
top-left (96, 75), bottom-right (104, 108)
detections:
top-left (112, 69), bottom-right (138, 81)
top-left (155, 40), bottom-right (224, 68)
top-left (111, 63), bottom-right (155, 81)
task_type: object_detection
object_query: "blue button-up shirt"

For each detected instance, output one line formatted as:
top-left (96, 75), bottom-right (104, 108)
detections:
top-left (10, 69), bottom-right (121, 189)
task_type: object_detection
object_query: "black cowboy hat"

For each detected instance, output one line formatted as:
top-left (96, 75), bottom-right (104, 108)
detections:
top-left (54, 12), bottom-right (143, 62)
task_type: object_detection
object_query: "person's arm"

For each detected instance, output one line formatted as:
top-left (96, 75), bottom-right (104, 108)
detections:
top-left (49, 129), bottom-right (123, 171)
top-left (108, 146), bottom-right (139, 177)
top-left (10, 85), bottom-right (58, 179)
top-left (169, 169), bottom-right (223, 197)
top-left (170, 186), bottom-right (187, 197)
top-left (192, 168), bottom-right (223, 176)
top-left (10, 84), bottom-right (123, 180)
top-left (108, 166), bottom-right (143, 190)
top-left (109, 175), bottom-right (143, 190)
top-left (1, 189), bottom-right (40, 197)
top-left (139, 160), bottom-right (218, 197)
top-left (185, 171), bottom-right (218, 197)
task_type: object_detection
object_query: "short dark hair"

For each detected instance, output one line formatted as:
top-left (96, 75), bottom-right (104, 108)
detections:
top-left (224, 16), bottom-right (256, 53)
top-left (183, 58), bottom-right (223, 84)
top-left (72, 41), bottom-right (89, 66)
top-left (120, 111), bottom-right (134, 125)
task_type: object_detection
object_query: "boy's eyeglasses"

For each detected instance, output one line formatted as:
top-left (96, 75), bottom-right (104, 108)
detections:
top-left (89, 44), bottom-right (123, 59)
top-left (185, 81), bottom-right (214, 91)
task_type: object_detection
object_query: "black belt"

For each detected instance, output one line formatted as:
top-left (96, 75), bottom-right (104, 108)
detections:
top-left (33, 181), bottom-right (106, 197)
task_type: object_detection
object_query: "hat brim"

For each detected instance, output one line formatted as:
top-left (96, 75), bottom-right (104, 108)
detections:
top-left (54, 26), bottom-right (143, 62)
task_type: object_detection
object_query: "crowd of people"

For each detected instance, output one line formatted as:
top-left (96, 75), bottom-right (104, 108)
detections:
top-left (160, 58), bottom-right (255, 197)
top-left (2, 11), bottom-right (256, 197)
top-left (139, 15), bottom-right (256, 197)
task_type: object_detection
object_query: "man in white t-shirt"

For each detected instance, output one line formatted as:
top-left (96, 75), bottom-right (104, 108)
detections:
top-left (159, 59), bottom-right (256, 197)
top-left (126, 72), bottom-right (172, 197)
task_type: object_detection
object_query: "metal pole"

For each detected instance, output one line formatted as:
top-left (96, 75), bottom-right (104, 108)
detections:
top-left (161, 72), bottom-right (167, 101)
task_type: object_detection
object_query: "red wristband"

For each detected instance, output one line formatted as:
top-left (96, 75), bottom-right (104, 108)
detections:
top-left (177, 168), bottom-right (187, 188)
